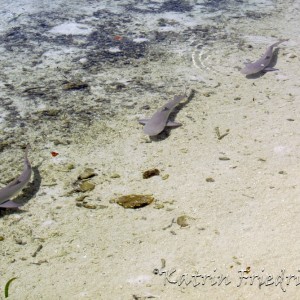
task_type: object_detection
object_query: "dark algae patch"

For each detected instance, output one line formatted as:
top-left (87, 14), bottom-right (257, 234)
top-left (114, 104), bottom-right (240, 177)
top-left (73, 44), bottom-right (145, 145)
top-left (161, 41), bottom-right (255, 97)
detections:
top-left (160, 0), bottom-right (193, 12)
top-left (124, 0), bottom-right (192, 13)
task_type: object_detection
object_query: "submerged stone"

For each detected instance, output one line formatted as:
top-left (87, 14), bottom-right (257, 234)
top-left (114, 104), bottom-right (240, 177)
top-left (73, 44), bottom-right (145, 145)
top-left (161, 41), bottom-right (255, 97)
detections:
top-left (115, 194), bottom-right (154, 209)
top-left (143, 168), bottom-right (160, 179)
top-left (79, 181), bottom-right (95, 192)
top-left (177, 215), bottom-right (189, 227)
top-left (78, 168), bottom-right (96, 180)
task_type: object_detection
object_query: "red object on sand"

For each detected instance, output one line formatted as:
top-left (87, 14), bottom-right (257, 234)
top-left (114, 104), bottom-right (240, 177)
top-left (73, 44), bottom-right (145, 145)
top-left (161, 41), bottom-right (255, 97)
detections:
top-left (113, 35), bottom-right (122, 41)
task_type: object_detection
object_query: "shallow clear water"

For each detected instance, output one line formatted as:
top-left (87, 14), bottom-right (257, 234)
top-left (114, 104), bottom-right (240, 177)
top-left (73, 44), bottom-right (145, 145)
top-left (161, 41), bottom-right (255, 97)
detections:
top-left (0, 0), bottom-right (299, 299)
top-left (0, 0), bottom-right (288, 142)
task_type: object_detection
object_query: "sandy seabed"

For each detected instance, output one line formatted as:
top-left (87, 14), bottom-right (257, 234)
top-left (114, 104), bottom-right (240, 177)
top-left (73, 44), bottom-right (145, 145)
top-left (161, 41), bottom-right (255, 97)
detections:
top-left (0, 0), bottom-right (300, 299)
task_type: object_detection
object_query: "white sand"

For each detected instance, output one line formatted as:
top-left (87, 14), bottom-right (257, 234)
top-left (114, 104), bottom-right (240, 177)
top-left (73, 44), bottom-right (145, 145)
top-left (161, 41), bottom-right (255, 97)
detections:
top-left (0, 0), bottom-right (300, 299)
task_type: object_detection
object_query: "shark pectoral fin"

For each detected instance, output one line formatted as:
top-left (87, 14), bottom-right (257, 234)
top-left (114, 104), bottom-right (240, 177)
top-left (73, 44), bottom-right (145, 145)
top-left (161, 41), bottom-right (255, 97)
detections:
top-left (0, 200), bottom-right (22, 208)
top-left (263, 67), bottom-right (278, 72)
top-left (166, 121), bottom-right (182, 127)
top-left (138, 119), bottom-right (149, 125)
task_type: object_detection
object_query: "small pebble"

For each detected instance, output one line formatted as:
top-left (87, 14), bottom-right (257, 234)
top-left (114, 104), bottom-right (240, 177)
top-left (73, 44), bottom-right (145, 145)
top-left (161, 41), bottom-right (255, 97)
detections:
top-left (177, 215), bottom-right (189, 227)
top-left (83, 204), bottom-right (97, 209)
top-left (161, 174), bottom-right (169, 180)
top-left (78, 168), bottom-right (96, 180)
top-left (154, 202), bottom-right (164, 209)
top-left (110, 173), bottom-right (121, 179)
top-left (76, 195), bottom-right (88, 202)
top-left (67, 163), bottom-right (75, 170)
top-left (219, 157), bottom-right (230, 161)
top-left (143, 168), bottom-right (160, 179)
top-left (15, 238), bottom-right (26, 245)
top-left (203, 91), bottom-right (213, 97)
top-left (278, 170), bottom-right (287, 175)
top-left (79, 58), bottom-right (88, 64)
top-left (206, 177), bottom-right (215, 182)
top-left (79, 181), bottom-right (95, 192)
